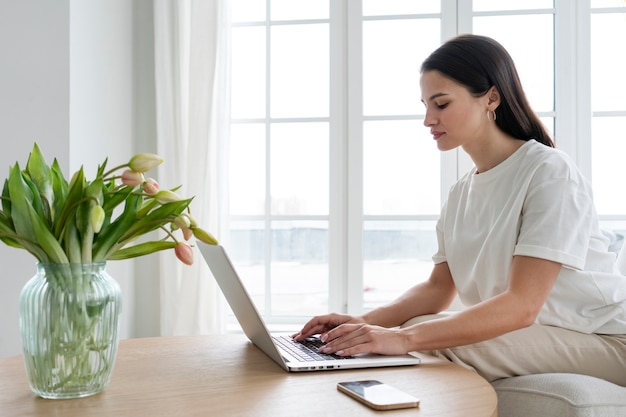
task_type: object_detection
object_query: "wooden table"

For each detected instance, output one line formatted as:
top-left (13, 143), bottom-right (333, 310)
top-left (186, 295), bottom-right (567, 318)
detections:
top-left (0, 335), bottom-right (497, 416)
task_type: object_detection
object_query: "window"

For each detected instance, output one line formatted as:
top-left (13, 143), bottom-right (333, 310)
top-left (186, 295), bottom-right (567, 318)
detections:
top-left (228, 0), bottom-right (626, 329)
top-left (469, 1), bottom-right (555, 135)
top-left (590, 0), bottom-right (626, 218)
top-left (230, 1), bottom-right (332, 323)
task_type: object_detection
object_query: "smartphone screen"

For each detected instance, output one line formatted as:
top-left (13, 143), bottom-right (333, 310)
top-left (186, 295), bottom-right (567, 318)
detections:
top-left (337, 380), bottom-right (419, 410)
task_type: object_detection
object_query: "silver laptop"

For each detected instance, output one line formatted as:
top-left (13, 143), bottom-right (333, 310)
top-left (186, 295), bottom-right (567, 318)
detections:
top-left (198, 242), bottom-right (421, 372)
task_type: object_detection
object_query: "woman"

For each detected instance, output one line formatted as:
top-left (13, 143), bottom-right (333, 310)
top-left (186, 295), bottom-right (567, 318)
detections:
top-left (293, 34), bottom-right (626, 385)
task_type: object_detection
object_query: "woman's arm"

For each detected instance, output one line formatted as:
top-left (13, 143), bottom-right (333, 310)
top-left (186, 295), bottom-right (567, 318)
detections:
top-left (293, 262), bottom-right (457, 342)
top-left (361, 261), bottom-right (458, 328)
top-left (317, 255), bottom-right (562, 356)
top-left (401, 255), bottom-right (562, 350)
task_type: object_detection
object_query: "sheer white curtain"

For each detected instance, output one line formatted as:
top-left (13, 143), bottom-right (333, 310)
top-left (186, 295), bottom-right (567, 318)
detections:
top-left (153, 0), bottom-right (230, 335)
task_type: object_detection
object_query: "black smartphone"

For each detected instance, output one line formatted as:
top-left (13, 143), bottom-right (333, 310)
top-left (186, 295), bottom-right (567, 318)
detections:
top-left (337, 380), bottom-right (420, 411)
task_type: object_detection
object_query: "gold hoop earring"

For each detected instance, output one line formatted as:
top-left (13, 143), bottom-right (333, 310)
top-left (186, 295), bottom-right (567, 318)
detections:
top-left (487, 109), bottom-right (497, 122)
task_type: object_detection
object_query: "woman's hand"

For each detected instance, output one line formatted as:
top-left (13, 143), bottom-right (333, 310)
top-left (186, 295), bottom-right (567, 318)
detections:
top-left (292, 313), bottom-right (363, 342)
top-left (293, 314), bottom-right (412, 357)
top-left (316, 323), bottom-right (411, 357)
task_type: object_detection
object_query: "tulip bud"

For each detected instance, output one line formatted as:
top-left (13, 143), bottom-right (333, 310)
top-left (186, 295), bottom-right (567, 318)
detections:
top-left (90, 205), bottom-right (105, 233)
top-left (192, 227), bottom-right (219, 245)
top-left (128, 153), bottom-right (163, 173)
top-left (68, 167), bottom-right (85, 189)
top-left (174, 242), bottom-right (194, 265)
top-left (121, 169), bottom-right (144, 187)
top-left (143, 177), bottom-right (159, 194)
top-left (155, 190), bottom-right (182, 204)
top-left (173, 214), bottom-right (191, 229)
top-left (182, 227), bottom-right (193, 241)
top-left (186, 214), bottom-right (198, 228)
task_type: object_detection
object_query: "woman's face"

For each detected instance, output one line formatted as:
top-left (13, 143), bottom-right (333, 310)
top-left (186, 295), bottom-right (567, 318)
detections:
top-left (420, 70), bottom-right (490, 152)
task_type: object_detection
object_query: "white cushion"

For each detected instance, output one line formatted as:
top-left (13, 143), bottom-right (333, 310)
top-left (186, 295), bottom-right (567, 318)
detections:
top-left (492, 373), bottom-right (626, 417)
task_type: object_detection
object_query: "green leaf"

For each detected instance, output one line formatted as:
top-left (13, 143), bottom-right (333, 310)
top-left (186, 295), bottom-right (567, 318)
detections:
top-left (102, 185), bottom-right (133, 214)
top-left (119, 198), bottom-right (192, 242)
top-left (0, 217), bottom-right (22, 249)
top-left (92, 193), bottom-right (142, 261)
top-left (0, 235), bottom-right (25, 250)
top-left (25, 203), bottom-right (68, 263)
top-left (98, 184), bottom-right (134, 236)
top-left (7, 163), bottom-right (38, 244)
top-left (25, 143), bottom-right (54, 214)
top-left (76, 178), bottom-right (105, 263)
top-left (22, 170), bottom-right (50, 226)
top-left (63, 219), bottom-right (82, 263)
top-left (1, 178), bottom-right (11, 216)
top-left (95, 157), bottom-right (109, 178)
top-left (0, 211), bottom-right (14, 230)
top-left (50, 159), bottom-right (68, 224)
top-left (0, 202), bottom-right (46, 258)
top-left (53, 167), bottom-right (85, 239)
top-left (136, 197), bottom-right (159, 219)
top-left (0, 230), bottom-right (46, 259)
top-left (108, 241), bottom-right (177, 260)
top-left (76, 178), bottom-right (104, 234)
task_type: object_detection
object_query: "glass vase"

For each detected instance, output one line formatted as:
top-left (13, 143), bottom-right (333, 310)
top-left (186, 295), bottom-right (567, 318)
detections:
top-left (19, 262), bottom-right (122, 399)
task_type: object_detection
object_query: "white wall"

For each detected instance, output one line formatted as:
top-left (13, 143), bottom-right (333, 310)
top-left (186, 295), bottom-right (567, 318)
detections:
top-left (69, 0), bottom-right (138, 345)
top-left (0, 0), bottom-right (160, 357)
top-left (0, 0), bottom-right (71, 358)
top-left (129, 0), bottom-right (162, 339)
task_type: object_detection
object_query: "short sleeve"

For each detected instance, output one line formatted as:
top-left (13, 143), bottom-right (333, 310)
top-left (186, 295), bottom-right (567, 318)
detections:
top-left (514, 173), bottom-right (594, 270)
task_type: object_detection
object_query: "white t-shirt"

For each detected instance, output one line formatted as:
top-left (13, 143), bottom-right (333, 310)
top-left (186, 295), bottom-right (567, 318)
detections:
top-left (433, 140), bottom-right (626, 334)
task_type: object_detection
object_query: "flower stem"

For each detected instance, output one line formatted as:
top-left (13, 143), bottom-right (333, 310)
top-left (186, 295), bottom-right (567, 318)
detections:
top-left (101, 163), bottom-right (129, 178)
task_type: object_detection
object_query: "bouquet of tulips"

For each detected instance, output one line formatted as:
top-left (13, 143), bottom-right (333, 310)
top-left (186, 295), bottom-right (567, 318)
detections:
top-left (0, 143), bottom-right (217, 266)
top-left (3, 143), bottom-right (219, 398)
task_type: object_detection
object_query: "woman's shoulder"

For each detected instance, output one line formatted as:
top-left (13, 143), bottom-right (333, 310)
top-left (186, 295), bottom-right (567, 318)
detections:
top-left (521, 140), bottom-right (584, 183)
top-left (447, 139), bottom-right (588, 197)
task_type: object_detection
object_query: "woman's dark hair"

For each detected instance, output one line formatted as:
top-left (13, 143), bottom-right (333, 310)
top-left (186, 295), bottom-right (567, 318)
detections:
top-left (421, 34), bottom-right (554, 148)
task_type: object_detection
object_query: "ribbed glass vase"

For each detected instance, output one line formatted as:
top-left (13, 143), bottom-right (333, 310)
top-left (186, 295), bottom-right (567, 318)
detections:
top-left (19, 262), bottom-right (122, 399)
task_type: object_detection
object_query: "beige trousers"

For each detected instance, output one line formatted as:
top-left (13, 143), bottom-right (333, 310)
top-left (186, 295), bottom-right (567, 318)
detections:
top-left (402, 315), bottom-right (626, 386)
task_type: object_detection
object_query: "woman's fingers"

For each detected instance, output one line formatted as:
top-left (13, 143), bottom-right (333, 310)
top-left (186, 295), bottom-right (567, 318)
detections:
top-left (319, 324), bottom-right (408, 356)
top-left (319, 324), bottom-right (371, 355)
top-left (292, 313), bottom-right (354, 341)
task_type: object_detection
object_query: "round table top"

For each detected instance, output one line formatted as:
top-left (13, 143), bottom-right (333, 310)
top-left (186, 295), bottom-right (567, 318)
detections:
top-left (0, 334), bottom-right (498, 417)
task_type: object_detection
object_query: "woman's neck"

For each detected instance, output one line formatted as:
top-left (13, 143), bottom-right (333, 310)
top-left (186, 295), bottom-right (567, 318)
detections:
top-left (463, 133), bottom-right (526, 174)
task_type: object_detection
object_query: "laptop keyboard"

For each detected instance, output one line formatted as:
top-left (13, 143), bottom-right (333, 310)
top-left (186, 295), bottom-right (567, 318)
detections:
top-left (273, 335), bottom-right (352, 362)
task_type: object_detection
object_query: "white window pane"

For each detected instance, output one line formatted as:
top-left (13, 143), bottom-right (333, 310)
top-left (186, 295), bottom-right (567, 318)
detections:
top-left (540, 117), bottom-right (555, 138)
top-left (271, 0), bottom-right (328, 20)
top-left (592, 117), bottom-right (626, 215)
top-left (363, 120), bottom-right (441, 215)
top-left (473, 15), bottom-right (554, 112)
top-left (270, 24), bottom-right (329, 118)
top-left (363, 19), bottom-right (440, 116)
top-left (270, 123), bottom-right (329, 215)
top-left (271, 220), bottom-right (329, 316)
top-left (473, 0), bottom-right (554, 11)
top-left (229, 124), bottom-right (266, 215)
top-left (591, 13), bottom-right (626, 111)
top-left (230, 221), bottom-right (265, 262)
top-left (231, 0), bottom-right (266, 22)
top-left (232, 27), bottom-right (266, 119)
top-left (363, 0), bottom-right (440, 16)
top-left (363, 221), bottom-right (437, 310)
top-left (591, 0), bottom-right (626, 8)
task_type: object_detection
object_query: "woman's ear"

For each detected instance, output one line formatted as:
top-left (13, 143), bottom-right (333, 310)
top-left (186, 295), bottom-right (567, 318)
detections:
top-left (487, 86), bottom-right (501, 108)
